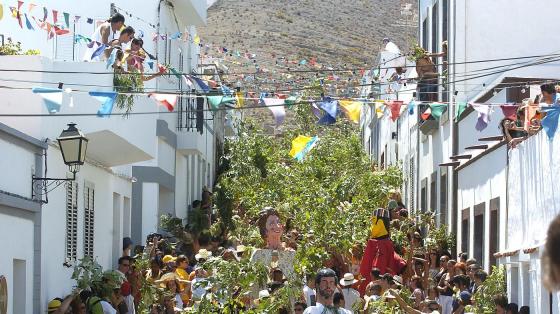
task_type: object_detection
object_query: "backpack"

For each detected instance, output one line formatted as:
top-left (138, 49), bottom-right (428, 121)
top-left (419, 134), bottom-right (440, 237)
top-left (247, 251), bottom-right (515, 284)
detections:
top-left (369, 208), bottom-right (389, 238)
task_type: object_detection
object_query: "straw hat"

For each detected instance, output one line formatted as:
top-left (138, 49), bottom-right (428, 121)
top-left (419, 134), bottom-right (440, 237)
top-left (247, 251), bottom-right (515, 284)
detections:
top-left (340, 273), bottom-right (358, 286)
top-left (195, 249), bottom-right (212, 261)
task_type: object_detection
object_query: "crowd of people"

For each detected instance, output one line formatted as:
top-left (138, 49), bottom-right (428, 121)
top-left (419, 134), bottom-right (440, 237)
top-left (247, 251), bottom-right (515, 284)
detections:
top-left (43, 189), bottom-right (541, 314)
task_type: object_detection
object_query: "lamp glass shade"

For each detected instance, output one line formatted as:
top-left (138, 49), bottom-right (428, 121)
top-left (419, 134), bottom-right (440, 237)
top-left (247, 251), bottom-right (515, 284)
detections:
top-left (57, 123), bottom-right (88, 167)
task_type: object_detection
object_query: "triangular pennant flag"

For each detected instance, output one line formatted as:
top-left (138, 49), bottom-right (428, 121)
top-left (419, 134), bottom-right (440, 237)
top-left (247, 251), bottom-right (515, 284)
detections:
top-left (190, 76), bottom-right (210, 93)
top-left (194, 34), bottom-right (200, 45)
top-left (168, 67), bottom-right (183, 80)
top-left (74, 15), bottom-right (80, 23)
top-left (24, 13), bottom-right (34, 30)
top-left (54, 26), bottom-right (70, 36)
top-left (90, 91), bottom-right (117, 118)
top-left (28, 3), bottom-right (36, 14)
top-left (285, 95), bottom-right (298, 108)
top-left (374, 101), bottom-right (385, 118)
top-left (500, 104), bottom-right (518, 120)
top-left (46, 23), bottom-right (54, 40)
top-left (147, 61), bottom-right (154, 70)
top-left (311, 103), bottom-right (323, 119)
top-left (52, 10), bottom-right (58, 24)
top-left (0, 4), bottom-right (3, 21)
top-left (429, 103), bottom-right (447, 121)
top-left (235, 91), bottom-right (244, 108)
top-left (91, 44), bottom-right (107, 59)
top-left (407, 100), bottom-right (415, 115)
top-left (290, 135), bottom-right (319, 161)
top-left (338, 100), bottom-right (362, 123)
top-left (421, 107), bottom-right (432, 120)
top-left (318, 113), bottom-right (336, 125)
top-left (17, 1), bottom-right (23, 28)
top-left (540, 106), bottom-right (560, 139)
top-left (207, 96), bottom-right (236, 110)
top-left (42, 6), bottom-right (47, 21)
top-left (319, 97), bottom-right (338, 119)
top-left (455, 102), bottom-right (468, 121)
top-left (388, 100), bottom-right (404, 121)
top-left (472, 104), bottom-right (491, 131)
top-left (150, 93), bottom-right (177, 112)
top-left (86, 17), bottom-right (93, 24)
top-left (170, 32), bottom-right (181, 39)
top-left (32, 87), bottom-right (63, 114)
top-left (263, 98), bottom-right (286, 125)
top-left (63, 12), bottom-right (70, 28)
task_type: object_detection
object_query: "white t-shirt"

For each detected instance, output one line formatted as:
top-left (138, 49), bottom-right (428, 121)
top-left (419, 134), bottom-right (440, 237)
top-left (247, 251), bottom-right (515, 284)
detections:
top-left (303, 285), bottom-right (316, 306)
top-left (341, 287), bottom-right (360, 312)
top-left (303, 303), bottom-right (352, 314)
top-left (100, 300), bottom-right (117, 314)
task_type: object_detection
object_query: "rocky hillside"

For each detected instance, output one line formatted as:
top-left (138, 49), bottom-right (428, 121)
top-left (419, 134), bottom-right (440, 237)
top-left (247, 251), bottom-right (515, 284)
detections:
top-left (198, 0), bottom-right (417, 129)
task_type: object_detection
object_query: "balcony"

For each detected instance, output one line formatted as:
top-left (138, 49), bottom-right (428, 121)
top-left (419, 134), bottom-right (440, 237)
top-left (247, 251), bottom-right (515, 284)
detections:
top-left (0, 55), bottom-right (156, 167)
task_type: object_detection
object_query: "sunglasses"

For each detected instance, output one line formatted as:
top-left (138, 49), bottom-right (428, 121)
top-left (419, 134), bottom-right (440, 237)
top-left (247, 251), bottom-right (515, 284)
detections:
top-left (294, 308), bottom-right (304, 312)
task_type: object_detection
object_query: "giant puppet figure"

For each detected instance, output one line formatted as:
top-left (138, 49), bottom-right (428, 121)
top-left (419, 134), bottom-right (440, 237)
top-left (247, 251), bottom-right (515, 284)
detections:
top-left (250, 207), bottom-right (296, 279)
top-left (359, 207), bottom-right (406, 295)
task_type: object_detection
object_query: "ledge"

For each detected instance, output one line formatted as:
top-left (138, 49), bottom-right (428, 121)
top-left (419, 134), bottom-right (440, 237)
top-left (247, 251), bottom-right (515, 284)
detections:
top-left (456, 141), bottom-right (507, 171)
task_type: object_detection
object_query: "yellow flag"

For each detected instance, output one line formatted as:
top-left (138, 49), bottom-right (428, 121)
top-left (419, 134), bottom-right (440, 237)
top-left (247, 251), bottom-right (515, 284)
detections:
top-left (289, 135), bottom-right (312, 158)
top-left (375, 101), bottom-right (385, 118)
top-left (0, 4), bottom-right (3, 21)
top-left (235, 91), bottom-right (244, 108)
top-left (339, 100), bottom-right (363, 123)
top-left (194, 35), bottom-right (200, 45)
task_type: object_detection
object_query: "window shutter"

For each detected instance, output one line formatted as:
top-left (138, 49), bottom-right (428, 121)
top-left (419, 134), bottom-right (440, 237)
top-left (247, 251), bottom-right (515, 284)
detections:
top-left (65, 182), bottom-right (78, 260)
top-left (83, 184), bottom-right (95, 258)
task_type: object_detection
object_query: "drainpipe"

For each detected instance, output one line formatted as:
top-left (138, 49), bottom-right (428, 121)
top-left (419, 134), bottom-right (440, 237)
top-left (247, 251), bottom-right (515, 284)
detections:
top-left (451, 0), bottom-right (458, 248)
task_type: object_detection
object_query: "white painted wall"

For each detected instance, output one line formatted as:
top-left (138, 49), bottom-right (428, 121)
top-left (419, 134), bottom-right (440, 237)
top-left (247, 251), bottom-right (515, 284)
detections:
top-left (0, 213), bottom-right (34, 314)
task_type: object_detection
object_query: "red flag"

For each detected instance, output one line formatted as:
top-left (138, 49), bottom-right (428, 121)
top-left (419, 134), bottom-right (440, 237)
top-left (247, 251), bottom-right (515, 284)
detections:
top-left (500, 104), bottom-right (519, 120)
top-left (17, 1), bottom-right (24, 28)
top-left (149, 93), bottom-right (177, 112)
top-left (54, 26), bottom-right (70, 36)
top-left (52, 10), bottom-right (58, 24)
top-left (421, 107), bottom-right (432, 120)
top-left (388, 100), bottom-right (404, 121)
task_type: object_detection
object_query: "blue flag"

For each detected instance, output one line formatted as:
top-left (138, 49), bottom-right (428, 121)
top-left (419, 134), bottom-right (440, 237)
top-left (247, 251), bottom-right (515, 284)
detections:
top-left (319, 97), bottom-right (338, 119)
top-left (190, 76), bottom-right (210, 93)
top-left (541, 106), bottom-right (560, 139)
top-left (32, 87), bottom-right (63, 114)
top-left (90, 91), bottom-right (118, 118)
top-left (24, 14), bottom-right (34, 30)
top-left (407, 100), bottom-right (415, 115)
top-left (91, 44), bottom-right (107, 60)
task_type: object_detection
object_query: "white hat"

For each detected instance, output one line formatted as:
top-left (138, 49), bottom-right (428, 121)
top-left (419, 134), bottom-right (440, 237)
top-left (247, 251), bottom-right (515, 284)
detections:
top-left (340, 273), bottom-right (358, 286)
top-left (236, 245), bottom-right (247, 253)
top-left (195, 249), bottom-right (212, 261)
top-left (258, 289), bottom-right (270, 299)
top-left (393, 275), bottom-right (403, 286)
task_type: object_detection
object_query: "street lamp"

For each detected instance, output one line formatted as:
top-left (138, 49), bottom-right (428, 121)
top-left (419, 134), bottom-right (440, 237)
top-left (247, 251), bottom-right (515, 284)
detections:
top-left (32, 123), bottom-right (88, 203)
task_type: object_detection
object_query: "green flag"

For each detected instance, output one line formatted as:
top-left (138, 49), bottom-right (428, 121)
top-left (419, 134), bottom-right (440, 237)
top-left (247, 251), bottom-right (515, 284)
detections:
top-left (429, 103), bottom-right (447, 120)
top-left (284, 95), bottom-right (298, 108)
top-left (455, 102), bottom-right (468, 121)
top-left (207, 96), bottom-right (235, 110)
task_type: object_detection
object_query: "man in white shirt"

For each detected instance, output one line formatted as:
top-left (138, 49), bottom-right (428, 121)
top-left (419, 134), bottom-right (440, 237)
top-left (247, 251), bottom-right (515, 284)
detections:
top-left (115, 256), bottom-right (135, 314)
top-left (304, 268), bottom-right (351, 314)
top-left (340, 273), bottom-right (361, 312)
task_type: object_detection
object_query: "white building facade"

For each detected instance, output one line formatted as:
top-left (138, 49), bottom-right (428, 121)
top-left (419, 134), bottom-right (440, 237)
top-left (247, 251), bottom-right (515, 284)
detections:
top-left (363, 0), bottom-right (560, 311)
top-left (0, 1), bottom-right (214, 313)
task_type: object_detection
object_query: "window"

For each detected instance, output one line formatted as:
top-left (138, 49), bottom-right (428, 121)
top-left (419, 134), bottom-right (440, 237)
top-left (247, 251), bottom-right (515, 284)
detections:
top-left (461, 208), bottom-right (469, 254)
top-left (65, 182), bottom-right (78, 261)
top-left (489, 198), bottom-right (500, 266)
top-left (474, 202), bottom-right (485, 265)
top-left (84, 183), bottom-right (95, 258)
top-left (430, 171), bottom-right (437, 213)
top-left (442, 0), bottom-right (448, 42)
top-left (422, 18), bottom-right (428, 50)
top-left (440, 169), bottom-right (448, 227)
top-left (421, 178), bottom-right (428, 213)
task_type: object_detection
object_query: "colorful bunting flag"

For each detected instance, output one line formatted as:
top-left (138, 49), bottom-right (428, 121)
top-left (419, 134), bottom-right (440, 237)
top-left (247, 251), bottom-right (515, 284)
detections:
top-left (28, 3), bottom-right (36, 14)
top-left (190, 76), bottom-right (210, 93)
top-left (207, 96), bottom-right (236, 110)
top-left (235, 91), bottom-right (245, 108)
top-left (17, 1), bottom-right (23, 28)
top-left (339, 100), bottom-right (362, 123)
top-left (311, 103), bottom-right (323, 119)
top-left (52, 9), bottom-right (58, 24)
top-left (429, 103), bottom-right (447, 121)
top-left (32, 87), bottom-right (63, 114)
top-left (42, 6), bottom-right (47, 21)
top-left (150, 93), bottom-right (178, 112)
top-left (90, 91), bottom-right (117, 118)
top-left (472, 104), bottom-right (491, 131)
top-left (24, 13), bottom-right (33, 30)
top-left (374, 101), bottom-right (385, 118)
top-left (455, 102), bottom-right (468, 121)
top-left (86, 17), bottom-right (93, 24)
top-left (106, 49), bottom-right (117, 69)
top-left (263, 98), bottom-right (286, 125)
top-left (500, 104), bottom-right (518, 120)
top-left (289, 135), bottom-right (319, 161)
top-left (91, 44), bottom-right (107, 60)
top-left (319, 97), bottom-right (338, 119)
top-left (388, 100), bottom-right (403, 121)
top-left (194, 35), bottom-right (200, 45)
top-left (407, 100), bottom-right (415, 115)
top-left (421, 107), bottom-right (432, 120)
top-left (63, 12), bottom-right (70, 28)
top-left (284, 95), bottom-right (298, 108)
top-left (540, 106), bottom-right (560, 139)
